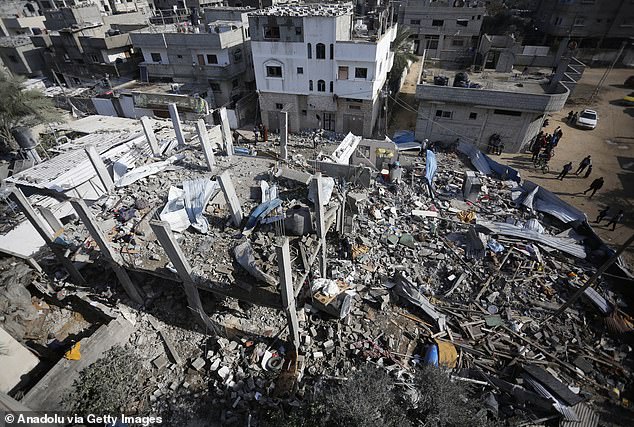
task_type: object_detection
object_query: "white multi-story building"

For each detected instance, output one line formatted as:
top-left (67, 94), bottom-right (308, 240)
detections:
top-left (249, 2), bottom-right (396, 137)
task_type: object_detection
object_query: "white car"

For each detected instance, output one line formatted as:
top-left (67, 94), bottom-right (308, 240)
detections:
top-left (577, 109), bottom-right (598, 130)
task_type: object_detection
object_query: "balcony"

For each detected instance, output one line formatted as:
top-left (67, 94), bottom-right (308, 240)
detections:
top-left (141, 61), bottom-right (246, 80)
top-left (79, 33), bottom-right (132, 51)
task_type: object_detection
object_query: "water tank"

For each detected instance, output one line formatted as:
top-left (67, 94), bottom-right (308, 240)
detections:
top-left (453, 72), bottom-right (469, 87)
top-left (12, 127), bottom-right (38, 149)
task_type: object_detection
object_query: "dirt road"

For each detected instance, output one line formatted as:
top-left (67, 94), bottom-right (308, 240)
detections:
top-left (499, 67), bottom-right (634, 263)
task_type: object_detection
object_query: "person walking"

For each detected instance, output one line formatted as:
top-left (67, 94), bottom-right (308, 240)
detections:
top-left (531, 141), bottom-right (542, 162)
top-left (253, 125), bottom-right (259, 142)
top-left (595, 206), bottom-right (610, 223)
top-left (567, 110), bottom-right (574, 122)
top-left (584, 164), bottom-right (593, 178)
top-left (557, 162), bottom-right (573, 180)
top-left (583, 176), bottom-right (604, 198)
top-left (571, 111), bottom-right (578, 124)
top-left (575, 155), bottom-right (592, 175)
top-left (606, 210), bottom-right (624, 231)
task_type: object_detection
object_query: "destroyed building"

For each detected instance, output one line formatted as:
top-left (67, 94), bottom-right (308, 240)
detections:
top-left (0, 99), bottom-right (633, 425)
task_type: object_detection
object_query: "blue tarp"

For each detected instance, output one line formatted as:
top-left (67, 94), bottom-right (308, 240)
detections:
top-left (392, 130), bottom-right (416, 145)
top-left (425, 149), bottom-right (437, 186)
top-left (243, 198), bottom-right (282, 236)
top-left (457, 142), bottom-right (521, 183)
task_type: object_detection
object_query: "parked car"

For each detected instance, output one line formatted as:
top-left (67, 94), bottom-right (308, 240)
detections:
top-left (576, 109), bottom-right (598, 130)
top-left (623, 92), bottom-right (634, 106)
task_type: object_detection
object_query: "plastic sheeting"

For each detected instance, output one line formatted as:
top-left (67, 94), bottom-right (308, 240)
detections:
top-left (478, 220), bottom-right (586, 258)
top-left (425, 149), bottom-right (437, 186)
top-left (243, 199), bottom-right (282, 236)
top-left (308, 175), bottom-right (335, 206)
top-left (394, 272), bottom-right (447, 332)
top-left (392, 130), bottom-right (415, 144)
top-left (115, 154), bottom-right (184, 187)
top-left (160, 179), bottom-right (219, 233)
top-left (233, 241), bottom-right (277, 286)
top-left (457, 142), bottom-right (521, 183)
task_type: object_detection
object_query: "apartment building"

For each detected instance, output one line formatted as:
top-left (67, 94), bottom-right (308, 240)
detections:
top-left (535, 0), bottom-right (634, 49)
top-left (398, 0), bottom-right (486, 64)
top-left (130, 7), bottom-right (255, 109)
top-left (249, 2), bottom-right (397, 138)
top-left (30, 4), bottom-right (151, 86)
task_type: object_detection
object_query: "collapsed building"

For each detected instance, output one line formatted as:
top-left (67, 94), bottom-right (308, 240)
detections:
top-left (0, 105), bottom-right (633, 425)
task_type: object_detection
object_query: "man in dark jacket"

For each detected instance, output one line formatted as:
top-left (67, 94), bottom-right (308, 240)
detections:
top-left (557, 162), bottom-right (573, 180)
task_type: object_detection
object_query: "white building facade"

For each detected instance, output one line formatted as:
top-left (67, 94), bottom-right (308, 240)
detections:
top-left (249, 3), bottom-right (396, 138)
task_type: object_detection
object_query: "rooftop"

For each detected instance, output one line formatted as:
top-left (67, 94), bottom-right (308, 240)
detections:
top-left (250, 2), bottom-right (354, 18)
top-left (419, 68), bottom-right (556, 95)
top-left (132, 20), bottom-right (243, 34)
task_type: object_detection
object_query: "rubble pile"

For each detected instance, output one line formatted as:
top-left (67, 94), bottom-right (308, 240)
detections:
top-left (4, 130), bottom-right (633, 425)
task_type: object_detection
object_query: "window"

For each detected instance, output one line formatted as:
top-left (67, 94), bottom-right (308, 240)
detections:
top-left (295, 27), bottom-right (302, 35)
top-left (233, 49), bottom-right (242, 62)
top-left (426, 35), bottom-right (439, 49)
top-left (457, 19), bottom-right (468, 27)
top-left (309, 80), bottom-right (313, 91)
top-left (573, 17), bottom-right (585, 26)
top-left (207, 54), bottom-right (218, 64)
top-left (355, 67), bottom-right (368, 79)
top-left (63, 53), bottom-right (71, 62)
top-left (469, 112), bottom-right (478, 120)
top-left (90, 54), bottom-right (100, 63)
top-left (297, 67), bottom-right (304, 74)
top-left (7, 55), bottom-right (18, 63)
top-left (451, 39), bottom-right (464, 47)
top-left (150, 52), bottom-right (162, 62)
top-left (477, 15), bottom-right (481, 20)
top-left (620, 17), bottom-right (634, 27)
top-left (264, 25), bottom-right (280, 39)
top-left (316, 43), bottom-right (326, 59)
top-left (435, 109), bottom-right (453, 119)
top-left (210, 83), bottom-right (221, 91)
top-left (177, 54), bottom-right (183, 59)
top-left (493, 109), bottom-right (522, 116)
top-left (266, 66), bottom-right (282, 78)
top-left (329, 81), bottom-right (333, 93)
top-left (275, 103), bottom-right (283, 109)
top-left (410, 19), bottom-right (420, 25)
top-left (338, 66), bottom-right (349, 80)
top-left (232, 79), bottom-right (239, 88)
top-left (307, 43), bottom-right (312, 59)
top-left (301, 109), bottom-right (307, 116)
top-left (317, 79), bottom-right (326, 92)
top-left (432, 19), bottom-right (444, 27)
top-left (330, 43), bottom-right (334, 59)
top-left (554, 16), bottom-right (563, 26)
top-left (349, 105), bottom-right (361, 110)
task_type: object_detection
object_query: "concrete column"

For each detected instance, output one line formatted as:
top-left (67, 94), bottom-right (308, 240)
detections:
top-left (276, 237), bottom-right (300, 351)
top-left (313, 172), bottom-right (327, 278)
top-left (168, 103), bottom-right (186, 147)
top-left (140, 116), bottom-right (161, 156)
top-left (150, 220), bottom-right (220, 334)
top-left (70, 198), bottom-right (144, 305)
top-left (9, 188), bottom-right (85, 285)
top-left (280, 110), bottom-right (288, 160)
top-left (196, 119), bottom-right (215, 171)
top-left (37, 206), bottom-right (63, 234)
top-left (219, 107), bottom-right (233, 156)
top-left (217, 171), bottom-right (243, 227)
top-left (84, 145), bottom-right (113, 192)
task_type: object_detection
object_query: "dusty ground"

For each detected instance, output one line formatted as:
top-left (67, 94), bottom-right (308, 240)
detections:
top-left (499, 67), bottom-right (634, 265)
top-left (387, 58), bottom-right (421, 136)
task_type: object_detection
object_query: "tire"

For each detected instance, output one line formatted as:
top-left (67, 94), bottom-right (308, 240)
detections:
top-left (542, 165), bottom-right (549, 174)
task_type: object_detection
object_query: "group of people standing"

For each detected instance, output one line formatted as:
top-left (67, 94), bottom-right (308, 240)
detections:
top-left (531, 127), bottom-right (564, 164)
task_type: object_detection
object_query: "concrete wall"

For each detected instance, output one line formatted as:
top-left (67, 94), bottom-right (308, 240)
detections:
top-left (415, 101), bottom-right (544, 153)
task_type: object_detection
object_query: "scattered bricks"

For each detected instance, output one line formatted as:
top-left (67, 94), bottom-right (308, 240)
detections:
top-left (152, 355), bottom-right (168, 370)
top-left (323, 340), bottom-right (335, 350)
top-left (313, 351), bottom-right (324, 359)
top-left (192, 357), bottom-right (206, 371)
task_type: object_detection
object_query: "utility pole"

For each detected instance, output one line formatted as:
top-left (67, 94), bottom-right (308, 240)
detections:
top-left (590, 40), bottom-right (628, 103)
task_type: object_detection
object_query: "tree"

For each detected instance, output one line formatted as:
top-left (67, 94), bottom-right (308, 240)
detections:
top-left (388, 26), bottom-right (418, 93)
top-left (0, 72), bottom-right (55, 151)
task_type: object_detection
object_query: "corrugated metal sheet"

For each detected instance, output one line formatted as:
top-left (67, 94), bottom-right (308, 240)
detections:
top-left (478, 220), bottom-right (587, 258)
top-left (560, 402), bottom-right (599, 427)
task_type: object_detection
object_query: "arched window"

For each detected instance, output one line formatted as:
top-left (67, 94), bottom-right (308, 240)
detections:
top-left (307, 43), bottom-right (312, 59)
top-left (329, 81), bottom-right (333, 93)
top-left (317, 79), bottom-right (325, 92)
top-left (316, 43), bottom-right (326, 59)
top-left (330, 43), bottom-right (334, 59)
top-left (309, 80), bottom-right (313, 91)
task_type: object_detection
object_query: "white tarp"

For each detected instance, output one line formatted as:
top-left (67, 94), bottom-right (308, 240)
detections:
top-left (115, 154), bottom-right (184, 187)
top-left (308, 175), bottom-right (335, 206)
top-left (160, 179), bottom-right (219, 233)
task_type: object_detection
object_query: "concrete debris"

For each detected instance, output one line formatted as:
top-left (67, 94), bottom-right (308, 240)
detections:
top-left (2, 121), bottom-right (632, 426)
